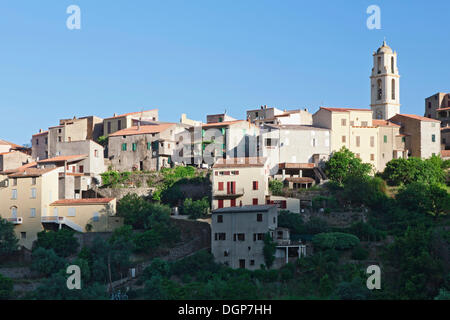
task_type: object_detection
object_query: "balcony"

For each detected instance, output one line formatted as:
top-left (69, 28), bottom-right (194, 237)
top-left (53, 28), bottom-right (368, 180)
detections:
top-left (214, 187), bottom-right (245, 198)
top-left (7, 217), bottom-right (23, 225)
top-left (41, 216), bottom-right (83, 232)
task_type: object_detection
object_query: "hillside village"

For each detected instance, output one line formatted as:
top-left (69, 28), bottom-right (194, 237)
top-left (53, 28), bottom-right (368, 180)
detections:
top-left (0, 41), bottom-right (449, 300)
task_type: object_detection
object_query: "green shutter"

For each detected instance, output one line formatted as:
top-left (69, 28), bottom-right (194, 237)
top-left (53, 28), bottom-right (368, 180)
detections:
top-left (221, 128), bottom-right (225, 135)
top-left (132, 143), bottom-right (137, 151)
top-left (202, 129), bottom-right (205, 137)
top-left (384, 135), bottom-right (387, 143)
top-left (147, 142), bottom-right (151, 150)
top-left (122, 143), bottom-right (127, 151)
top-left (432, 134), bottom-right (436, 142)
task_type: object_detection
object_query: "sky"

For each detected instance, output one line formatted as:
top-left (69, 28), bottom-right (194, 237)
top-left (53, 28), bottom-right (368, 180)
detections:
top-left (0, 0), bottom-right (449, 145)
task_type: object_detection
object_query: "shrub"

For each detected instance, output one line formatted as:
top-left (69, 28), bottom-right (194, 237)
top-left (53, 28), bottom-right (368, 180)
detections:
top-left (312, 232), bottom-right (360, 250)
top-left (35, 230), bottom-right (79, 258)
top-left (182, 197), bottom-right (209, 219)
top-left (269, 180), bottom-right (284, 196)
top-left (263, 233), bottom-right (276, 269)
top-left (31, 247), bottom-right (66, 276)
top-left (0, 274), bottom-right (13, 300)
top-left (351, 246), bottom-right (369, 260)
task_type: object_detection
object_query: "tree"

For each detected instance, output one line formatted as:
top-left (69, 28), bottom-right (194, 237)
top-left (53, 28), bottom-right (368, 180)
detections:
top-left (340, 175), bottom-right (388, 209)
top-left (182, 197), bottom-right (209, 219)
top-left (325, 147), bottom-right (372, 186)
top-left (96, 135), bottom-right (108, 148)
top-left (0, 217), bottom-right (18, 257)
top-left (263, 233), bottom-right (276, 269)
top-left (335, 277), bottom-right (370, 300)
top-left (312, 232), bottom-right (360, 250)
top-left (31, 247), bottom-right (66, 276)
top-left (0, 274), bottom-right (13, 300)
top-left (396, 182), bottom-right (450, 216)
top-left (269, 179), bottom-right (284, 196)
top-left (35, 229), bottom-right (79, 257)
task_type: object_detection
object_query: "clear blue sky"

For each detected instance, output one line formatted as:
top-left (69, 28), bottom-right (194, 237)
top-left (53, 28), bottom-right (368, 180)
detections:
top-left (0, 0), bottom-right (449, 145)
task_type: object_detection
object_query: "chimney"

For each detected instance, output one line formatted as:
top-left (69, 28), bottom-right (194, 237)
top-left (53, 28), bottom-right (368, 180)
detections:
top-left (39, 129), bottom-right (43, 133)
top-left (113, 113), bottom-right (117, 117)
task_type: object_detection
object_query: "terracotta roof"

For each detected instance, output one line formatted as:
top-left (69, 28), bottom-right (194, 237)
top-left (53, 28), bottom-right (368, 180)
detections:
top-left (48, 125), bottom-right (64, 129)
top-left (104, 109), bottom-right (157, 120)
top-left (372, 120), bottom-right (401, 127)
top-left (0, 152), bottom-right (13, 156)
top-left (441, 126), bottom-right (450, 131)
top-left (0, 139), bottom-right (22, 149)
top-left (109, 123), bottom-right (175, 137)
top-left (279, 163), bottom-right (315, 169)
top-left (285, 177), bottom-right (315, 183)
top-left (38, 154), bottom-right (87, 163)
top-left (201, 120), bottom-right (247, 128)
top-left (441, 150), bottom-right (450, 158)
top-left (320, 107), bottom-right (372, 113)
top-left (50, 198), bottom-right (115, 206)
top-left (213, 157), bottom-right (267, 168)
top-left (265, 124), bottom-right (329, 131)
top-left (32, 131), bottom-right (48, 137)
top-left (392, 114), bottom-right (441, 123)
top-left (8, 167), bottom-right (57, 178)
top-left (2, 161), bottom-right (38, 174)
top-left (436, 107), bottom-right (450, 111)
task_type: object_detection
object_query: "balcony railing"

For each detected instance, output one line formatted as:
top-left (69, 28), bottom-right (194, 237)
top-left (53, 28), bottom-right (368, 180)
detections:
top-left (7, 217), bottom-right (23, 225)
top-left (214, 187), bottom-right (245, 198)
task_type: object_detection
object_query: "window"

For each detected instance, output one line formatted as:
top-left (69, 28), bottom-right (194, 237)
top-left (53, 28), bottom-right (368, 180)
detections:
top-left (253, 233), bottom-right (264, 241)
top-left (234, 234), bottom-right (245, 241)
top-left (147, 142), bottom-right (151, 150)
top-left (402, 137), bottom-right (406, 143)
top-left (377, 56), bottom-right (381, 73)
top-left (257, 213), bottom-right (263, 222)
top-left (250, 260), bottom-right (255, 266)
top-left (356, 136), bottom-right (360, 147)
top-left (341, 119), bottom-right (347, 126)
top-left (30, 208), bottom-right (36, 218)
top-left (361, 121), bottom-right (368, 127)
top-left (122, 143), bottom-right (127, 151)
top-left (218, 182), bottom-right (224, 191)
top-left (392, 79), bottom-right (396, 100)
top-left (428, 102), bottom-right (432, 109)
top-left (45, 138), bottom-right (48, 144)
top-left (36, 139), bottom-right (39, 145)
top-left (93, 212), bottom-right (99, 222)
top-left (68, 208), bottom-right (76, 217)
top-left (252, 198), bottom-right (258, 205)
top-left (31, 188), bottom-right (36, 199)
top-left (79, 166), bottom-right (84, 173)
top-left (214, 233), bottom-right (226, 241)
top-left (230, 199), bottom-right (236, 207)
top-left (107, 122), bottom-right (111, 134)
top-left (342, 136), bottom-right (346, 143)
top-left (391, 56), bottom-right (395, 73)
top-left (117, 120), bottom-right (122, 130)
top-left (218, 199), bottom-right (224, 209)
top-left (370, 136), bottom-right (375, 147)
top-left (217, 215), bottom-right (223, 223)
top-left (377, 79), bottom-right (382, 100)
top-left (239, 259), bottom-right (245, 269)
top-left (12, 178), bottom-right (17, 186)
top-left (11, 207), bottom-right (17, 218)
top-left (252, 181), bottom-right (258, 190)
top-left (12, 189), bottom-right (17, 200)
top-left (370, 154), bottom-right (375, 161)
top-left (58, 136), bottom-right (62, 142)
top-left (224, 251), bottom-right (229, 257)
top-left (94, 150), bottom-right (99, 158)
top-left (21, 232), bottom-right (26, 239)
top-left (432, 134), bottom-right (436, 142)
top-left (384, 135), bottom-right (387, 143)
top-left (132, 143), bottom-right (137, 151)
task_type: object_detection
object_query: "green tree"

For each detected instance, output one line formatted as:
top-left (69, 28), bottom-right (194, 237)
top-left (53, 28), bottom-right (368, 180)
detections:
top-left (182, 197), bottom-right (209, 219)
top-left (0, 217), bottom-right (18, 257)
top-left (312, 232), bottom-right (360, 250)
top-left (325, 147), bottom-right (372, 185)
top-left (263, 233), bottom-right (276, 269)
top-left (31, 247), bottom-right (66, 276)
top-left (269, 179), bottom-right (284, 196)
top-left (396, 182), bottom-right (450, 216)
top-left (35, 229), bottom-right (79, 258)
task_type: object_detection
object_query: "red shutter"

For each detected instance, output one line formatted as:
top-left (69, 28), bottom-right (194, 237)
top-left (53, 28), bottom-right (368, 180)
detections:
top-left (218, 200), bottom-right (224, 209)
top-left (218, 182), bottom-right (224, 191)
top-left (281, 200), bottom-right (287, 209)
top-left (230, 199), bottom-right (236, 207)
top-left (253, 198), bottom-right (258, 205)
top-left (253, 181), bottom-right (258, 190)
top-left (227, 182), bottom-right (231, 194)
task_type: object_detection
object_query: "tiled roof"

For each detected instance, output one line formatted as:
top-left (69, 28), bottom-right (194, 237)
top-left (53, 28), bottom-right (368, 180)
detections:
top-left (8, 167), bottom-right (57, 178)
top-left (279, 163), bottom-right (315, 169)
top-left (285, 177), bottom-right (315, 183)
top-left (213, 157), bottom-right (267, 168)
top-left (265, 124), bottom-right (329, 131)
top-left (104, 109), bottom-right (157, 120)
top-left (32, 131), bottom-right (48, 137)
top-left (441, 150), bottom-right (450, 158)
top-left (372, 120), bottom-right (401, 127)
top-left (0, 139), bottom-right (22, 149)
top-left (392, 114), bottom-right (441, 123)
top-left (50, 198), bottom-right (115, 205)
top-left (38, 154), bottom-right (88, 163)
top-left (109, 123), bottom-right (175, 137)
top-left (2, 161), bottom-right (38, 174)
top-left (436, 107), bottom-right (450, 111)
top-left (320, 107), bottom-right (372, 112)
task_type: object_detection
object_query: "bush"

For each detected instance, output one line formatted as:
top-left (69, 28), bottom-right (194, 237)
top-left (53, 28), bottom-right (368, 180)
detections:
top-left (101, 171), bottom-right (131, 187)
top-left (312, 232), bottom-right (360, 250)
top-left (182, 197), bottom-right (209, 219)
top-left (351, 246), bottom-right (369, 260)
top-left (269, 180), bottom-right (284, 196)
top-left (35, 230), bottom-right (79, 258)
top-left (0, 274), bottom-right (13, 300)
top-left (325, 147), bottom-right (373, 185)
top-left (0, 217), bottom-right (19, 257)
top-left (31, 247), bottom-right (66, 276)
top-left (263, 233), bottom-right (276, 269)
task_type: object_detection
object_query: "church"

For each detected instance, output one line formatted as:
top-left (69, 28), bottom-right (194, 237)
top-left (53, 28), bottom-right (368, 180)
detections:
top-left (312, 41), bottom-right (441, 172)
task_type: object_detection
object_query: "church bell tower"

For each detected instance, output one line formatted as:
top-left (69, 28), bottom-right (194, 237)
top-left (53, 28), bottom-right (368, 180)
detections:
top-left (370, 40), bottom-right (400, 120)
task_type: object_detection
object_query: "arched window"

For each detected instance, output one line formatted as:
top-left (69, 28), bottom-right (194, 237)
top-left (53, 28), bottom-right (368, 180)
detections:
top-left (11, 206), bottom-right (17, 218)
top-left (391, 79), bottom-right (396, 100)
top-left (377, 79), bottom-right (382, 100)
top-left (391, 57), bottom-right (395, 73)
top-left (377, 57), bottom-right (381, 74)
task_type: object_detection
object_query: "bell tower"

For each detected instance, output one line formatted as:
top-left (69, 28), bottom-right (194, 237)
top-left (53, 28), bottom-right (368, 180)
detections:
top-left (370, 40), bottom-right (400, 120)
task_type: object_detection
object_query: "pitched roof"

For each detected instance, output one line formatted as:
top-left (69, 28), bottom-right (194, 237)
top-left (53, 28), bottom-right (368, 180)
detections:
top-left (32, 131), bottom-right (48, 137)
top-left (2, 161), bottom-right (38, 174)
top-left (8, 167), bottom-right (57, 178)
top-left (392, 114), bottom-right (441, 123)
top-left (372, 120), bottom-right (401, 127)
top-left (0, 139), bottom-right (22, 149)
top-left (212, 204), bottom-right (276, 214)
top-left (320, 107), bottom-right (372, 113)
top-left (104, 109), bottom-right (157, 120)
top-left (213, 157), bottom-right (267, 168)
top-left (265, 124), bottom-right (329, 131)
top-left (436, 107), bottom-right (450, 111)
top-left (50, 198), bottom-right (115, 205)
top-left (278, 163), bottom-right (315, 169)
top-left (109, 123), bottom-right (175, 137)
top-left (38, 154), bottom-right (87, 163)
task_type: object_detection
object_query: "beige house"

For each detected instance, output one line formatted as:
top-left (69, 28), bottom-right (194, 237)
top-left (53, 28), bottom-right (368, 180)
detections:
top-left (247, 105), bottom-right (313, 126)
top-left (0, 162), bottom-right (121, 250)
top-left (108, 123), bottom-right (185, 171)
top-left (389, 114), bottom-right (441, 159)
top-left (313, 107), bottom-right (379, 171)
top-left (211, 157), bottom-right (269, 210)
top-left (424, 92), bottom-right (450, 127)
top-left (103, 109), bottom-right (159, 136)
top-left (0, 151), bottom-right (32, 172)
top-left (373, 119), bottom-right (408, 171)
